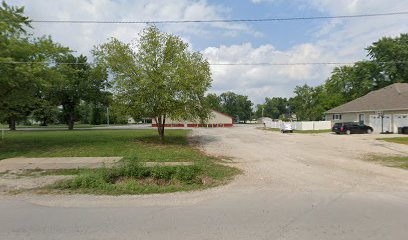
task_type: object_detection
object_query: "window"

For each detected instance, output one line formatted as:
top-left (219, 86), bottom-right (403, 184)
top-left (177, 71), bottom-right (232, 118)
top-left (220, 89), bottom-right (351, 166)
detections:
top-left (333, 114), bottom-right (342, 120)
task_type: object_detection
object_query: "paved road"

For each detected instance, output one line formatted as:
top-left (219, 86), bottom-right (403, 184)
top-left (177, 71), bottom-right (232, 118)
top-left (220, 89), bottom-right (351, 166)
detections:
top-left (1, 126), bottom-right (408, 240)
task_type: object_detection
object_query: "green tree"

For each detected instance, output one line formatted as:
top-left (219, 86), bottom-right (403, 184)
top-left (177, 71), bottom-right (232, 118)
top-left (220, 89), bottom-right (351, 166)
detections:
top-left (262, 97), bottom-right (288, 119)
top-left (219, 92), bottom-right (253, 123)
top-left (50, 54), bottom-right (109, 130)
top-left (254, 104), bottom-right (264, 119)
top-left (290, 84), bottom-right (325, 121)
top-left (31, 100), bottom-right (60, 126)
top-left (0, 2), bottom-right (67, 130)
top-left (325, 61), bottom-right (381, 104)
top-left (367, 33), bottom-right (408, 86)
top-left (94, 26), bottom-right (212, 143)
top-left (205, 93), bottom-right (222, 111)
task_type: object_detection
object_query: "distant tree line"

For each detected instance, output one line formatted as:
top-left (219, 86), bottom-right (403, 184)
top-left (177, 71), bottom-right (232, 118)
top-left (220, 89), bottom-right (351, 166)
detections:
top-left (255, 34), bottom-right (408, 121)
top-left (0, 2), bottom-right (128, 130)
top-left (205, 92), bottom-right (253, 123)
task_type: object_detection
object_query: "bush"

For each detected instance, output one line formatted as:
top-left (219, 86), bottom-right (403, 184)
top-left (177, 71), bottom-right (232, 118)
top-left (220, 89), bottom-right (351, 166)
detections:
top-left (56, 160), bottom-right (205, 192)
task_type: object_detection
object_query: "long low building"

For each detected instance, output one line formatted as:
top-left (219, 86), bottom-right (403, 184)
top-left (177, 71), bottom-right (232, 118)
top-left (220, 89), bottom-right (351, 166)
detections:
top-left (152, 110), bottom-right (234, 128)
top-left (325, 83), bottom-right (408, 133)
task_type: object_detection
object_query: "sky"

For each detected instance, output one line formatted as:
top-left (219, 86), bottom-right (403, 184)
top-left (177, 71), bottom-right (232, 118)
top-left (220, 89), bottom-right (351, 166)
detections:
top-left (9, 0), bottom-right (408, 104)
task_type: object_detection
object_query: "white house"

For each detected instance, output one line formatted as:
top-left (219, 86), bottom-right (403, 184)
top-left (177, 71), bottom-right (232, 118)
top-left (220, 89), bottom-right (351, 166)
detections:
top-left (325, 83), bottom-right (408, 133)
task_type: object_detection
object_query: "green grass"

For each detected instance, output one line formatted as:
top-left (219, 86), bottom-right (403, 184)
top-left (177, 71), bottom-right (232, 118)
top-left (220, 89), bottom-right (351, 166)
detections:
top-left (379, 137), bottom-right (408, 145)
top-left (15, 124), bottom-right (127, 129)
top-left (365, 155), bottom-right (408, 169)
top-left (0, 129), bottom-right (197, 161)
top-left (0, 129), bottom-right (240, 195)
top-left (367, 137), bottom-right (408, 170)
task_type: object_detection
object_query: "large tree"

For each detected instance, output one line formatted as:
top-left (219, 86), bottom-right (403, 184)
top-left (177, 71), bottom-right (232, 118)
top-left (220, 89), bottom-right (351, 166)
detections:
top-left (262, 97), bottom-right (288, 120)
top-left (205, 93), bottom-right (222, 111)
top-left (94, 26), bottom-right (212, 143)
top-left (367, 33), bottom-right (408, 86)
top-left (290, 85), bottom-right (325, 121)
top-left (49, 54), bottom-right (109, 130)
top-left (218, 92), bottom-right (253, 123)
top-left (0, 1), bottom-right (67, 130)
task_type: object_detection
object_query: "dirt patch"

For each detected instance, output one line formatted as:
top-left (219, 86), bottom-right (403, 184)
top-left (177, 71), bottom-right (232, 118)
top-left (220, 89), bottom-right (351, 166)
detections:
top-left (0, 157), bottom-right (122, 172)
top-left (0, 171), bottom-right (74, 194)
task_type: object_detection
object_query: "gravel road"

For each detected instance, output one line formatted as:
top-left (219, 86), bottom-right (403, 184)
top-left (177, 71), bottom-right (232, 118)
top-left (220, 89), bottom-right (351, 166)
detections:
top-left (1, 126), bottom-right (408, 240)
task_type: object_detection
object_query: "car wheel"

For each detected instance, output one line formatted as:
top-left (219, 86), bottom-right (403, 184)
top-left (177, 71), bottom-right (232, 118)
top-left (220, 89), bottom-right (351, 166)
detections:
top-left (367, 129), bottom-right (372, 134)
top-left (346, 130), bottom-right (351, 135)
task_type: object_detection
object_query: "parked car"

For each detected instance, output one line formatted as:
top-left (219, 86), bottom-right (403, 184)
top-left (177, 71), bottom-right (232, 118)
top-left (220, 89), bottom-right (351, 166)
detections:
top-left (280, 123), bottom-right (293, 133)
top-left (332, 122), bottom-right (373, 134)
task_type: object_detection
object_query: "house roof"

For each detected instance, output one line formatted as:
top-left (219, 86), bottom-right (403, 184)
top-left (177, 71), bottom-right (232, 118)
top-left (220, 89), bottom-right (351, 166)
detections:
top-left (325, 83), bottom-right (408, 114)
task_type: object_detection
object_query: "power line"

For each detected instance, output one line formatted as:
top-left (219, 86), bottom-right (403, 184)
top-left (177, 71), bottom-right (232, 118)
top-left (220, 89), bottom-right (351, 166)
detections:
top-left (2, 11), bottom-right (408, 24)
top-left (1, 61), bottom-right (408, 66)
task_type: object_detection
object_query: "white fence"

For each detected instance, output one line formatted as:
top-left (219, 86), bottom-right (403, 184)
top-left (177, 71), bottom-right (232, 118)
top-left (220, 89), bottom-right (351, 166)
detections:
top-left (263, 120), bottom-right (332, 131)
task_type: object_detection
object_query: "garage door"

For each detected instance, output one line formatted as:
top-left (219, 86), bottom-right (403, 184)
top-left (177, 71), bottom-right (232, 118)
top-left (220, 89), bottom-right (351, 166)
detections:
top-left (369, 115), bottom-right (392, 133)
top-left (393, 114), bottom-right (408, 133)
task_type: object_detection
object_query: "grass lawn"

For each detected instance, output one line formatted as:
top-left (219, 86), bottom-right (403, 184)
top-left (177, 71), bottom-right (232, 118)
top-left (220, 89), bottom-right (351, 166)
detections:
top-left (0, 129), bottom-right (240, 195)
top-left (14, 123), bottom-right (127, 129)
top-left (379, 137), bottom-right (408, 145)
top-left (258, 127), bottom-right (331, 134)
top-left (369, 137), bottom-right (408, 170)
top-left (365, 155), bottom-right (408, 169)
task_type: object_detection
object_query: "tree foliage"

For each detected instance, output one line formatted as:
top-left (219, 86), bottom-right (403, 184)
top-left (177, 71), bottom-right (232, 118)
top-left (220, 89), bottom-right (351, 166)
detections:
top-left (205, 92), bottom-right (253, 122)
top-left (0, 1), bottom-right (68, 129)
top-left (94, 26), bottom-right (212, 142)
top-left (48, 54), bottom-right (109, 130)
top-left (290, 34), bottom-right (408, 120)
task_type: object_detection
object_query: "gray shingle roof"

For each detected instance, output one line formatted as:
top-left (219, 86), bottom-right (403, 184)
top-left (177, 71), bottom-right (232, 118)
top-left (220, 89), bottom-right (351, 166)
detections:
top-left (325, 83), bottom-right (408, 114)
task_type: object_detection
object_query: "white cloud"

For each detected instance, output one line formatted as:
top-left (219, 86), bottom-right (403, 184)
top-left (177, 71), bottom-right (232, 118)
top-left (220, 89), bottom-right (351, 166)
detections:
top-left (12, 0), bottom-right (258, 56)
top-left (9, 0), bottom-right (408, 104)
top-left (202, 43), bottom-right (333, 103)
top-left (203, 0), bottom-right (408, 103)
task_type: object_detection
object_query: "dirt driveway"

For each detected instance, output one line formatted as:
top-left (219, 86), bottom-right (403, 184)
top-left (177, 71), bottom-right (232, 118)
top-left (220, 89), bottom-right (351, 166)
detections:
top-left (193, 125), bottom-right (408, 192)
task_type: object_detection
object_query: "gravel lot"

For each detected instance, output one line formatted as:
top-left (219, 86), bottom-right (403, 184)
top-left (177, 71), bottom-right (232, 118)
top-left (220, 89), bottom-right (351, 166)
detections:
top-left (192, 125), bottom-right (408, 192)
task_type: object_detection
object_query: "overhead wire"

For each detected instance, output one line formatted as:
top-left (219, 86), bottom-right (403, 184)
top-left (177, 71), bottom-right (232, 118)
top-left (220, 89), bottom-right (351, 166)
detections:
top-left (1, 61), bottom-right (408, 66)
top-left (1, 11), bottom-right (407, 24)
top-left (1, 11), bottom-right (407, 67)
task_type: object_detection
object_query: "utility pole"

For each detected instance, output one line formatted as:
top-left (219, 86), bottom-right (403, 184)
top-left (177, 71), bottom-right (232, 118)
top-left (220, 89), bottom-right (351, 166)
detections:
top-left (1, 123), bottom-right (4, 141)
top-left (106, 107), bottom-right (110, 125)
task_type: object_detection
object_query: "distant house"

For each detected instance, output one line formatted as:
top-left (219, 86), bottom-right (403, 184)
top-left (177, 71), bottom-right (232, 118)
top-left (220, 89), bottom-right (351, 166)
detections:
top-left (152, 109), bottom-right (234, 128)
top-left (127, 117), bottom-right (136, 124)
top-left (325, 83), bottom-right (408, 133)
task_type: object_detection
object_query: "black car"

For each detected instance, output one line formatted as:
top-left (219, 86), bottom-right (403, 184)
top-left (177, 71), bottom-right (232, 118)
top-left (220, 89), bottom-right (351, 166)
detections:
top-left (332, 122), bottom-right (373, 135)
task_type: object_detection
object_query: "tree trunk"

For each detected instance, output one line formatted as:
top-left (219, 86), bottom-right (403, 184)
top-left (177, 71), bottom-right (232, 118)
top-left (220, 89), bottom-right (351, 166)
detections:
top-left (40, 118), bottom-right (48, 126)
top-left (155, 115), bottom-right (166, 144)
top-left (9, 118), bottom-right (16, 131)
top-left (66, 104), bottom-right (75, 130)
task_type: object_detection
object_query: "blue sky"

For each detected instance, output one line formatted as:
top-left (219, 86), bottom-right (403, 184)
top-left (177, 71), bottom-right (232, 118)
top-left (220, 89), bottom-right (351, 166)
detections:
top-left (10, 0), bottom-right (408, 104)
top-left (192, 0), bottom-right (323, 50)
